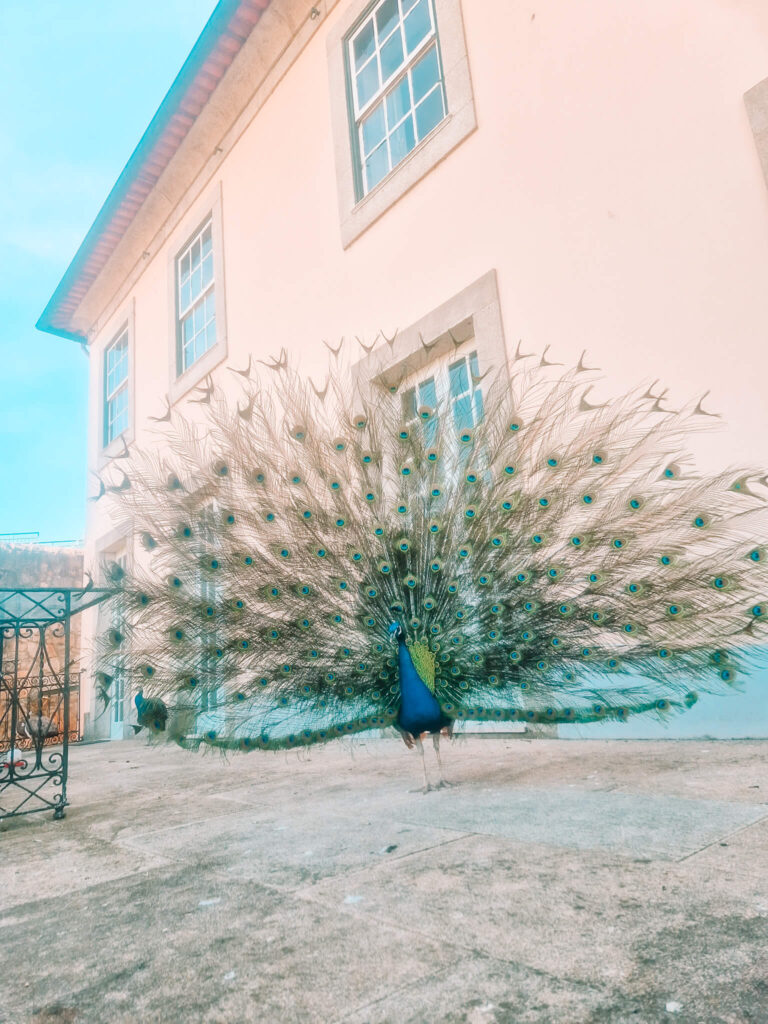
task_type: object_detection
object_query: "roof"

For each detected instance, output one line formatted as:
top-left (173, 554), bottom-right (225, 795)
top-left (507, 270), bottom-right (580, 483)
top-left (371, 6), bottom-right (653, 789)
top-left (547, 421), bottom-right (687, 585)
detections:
top-left (37, 0), bottom-right (273, 342)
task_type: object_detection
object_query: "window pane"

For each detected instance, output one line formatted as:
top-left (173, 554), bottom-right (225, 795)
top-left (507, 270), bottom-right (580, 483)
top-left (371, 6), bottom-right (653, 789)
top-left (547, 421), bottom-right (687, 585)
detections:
top-left (180, 252), bottom-right (190, 280)
top-left (376, 0), bottom-right (399, 41)
top-left (449, 359), bottom-right (468, 396)
top-left (473, 390), bottom-right (484, 424)
top-left (469, 351), bottom-right (480, 377)
top-left (180, 280), bottom-right (191, 312)
top-left (106, 337), bottom-right (128, 398)
top-left (364, 143), bottom-right (390, 189)
top-left (411, 44), bottom-right (439, 103)
top-left (402, 0), bottom-right (419, 11)
top-left (114, 387), bottom-right (128, 419)
top-left (415, 85), bottom-right (444, 139)
top-left (452, 394), bottom-right (473, 431)
top-left (107, 386), bottom-right (129, 442)
top-left (418, 376), bottom-right (437, 408)
top-left (404, 0), bottom-right (431, 53)
top-left (202, 252), bottom-right (213, 289)
top-left (356, 59), bottom-right (380, 108)
top-left (107, 339), bottom-right (125, 373)
top-left (201, 224), bottom-right (213, 256)
top-left (353, 20), bottom-right (375, 70)
top-left (182, 311), bottom-right (194, 343)
top-left (113, 393), bottom-right (128, 437)
top-left (380, 30), bottom-right (404, 83)
top-left (362, 102), bottom-right (386, 155)
top-left (386, 76), bottom-right (411, 127)
top-left (389, 114), bottom-right (415, 166)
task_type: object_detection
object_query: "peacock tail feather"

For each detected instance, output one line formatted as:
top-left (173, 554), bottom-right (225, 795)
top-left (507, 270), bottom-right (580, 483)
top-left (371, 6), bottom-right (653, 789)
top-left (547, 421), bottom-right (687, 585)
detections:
top-left (94, 347), bottom-right (768, 751)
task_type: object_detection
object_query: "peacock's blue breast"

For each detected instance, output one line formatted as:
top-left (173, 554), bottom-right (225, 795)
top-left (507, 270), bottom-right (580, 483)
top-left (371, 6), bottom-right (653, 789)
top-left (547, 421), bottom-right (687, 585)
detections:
top-left (396, 640), bottom-right (450, 736)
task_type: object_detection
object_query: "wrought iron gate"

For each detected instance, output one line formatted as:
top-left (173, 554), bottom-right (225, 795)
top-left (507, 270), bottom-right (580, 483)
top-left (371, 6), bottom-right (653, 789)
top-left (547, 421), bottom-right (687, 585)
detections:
top-left (0, 587), bottom-right (111, 820)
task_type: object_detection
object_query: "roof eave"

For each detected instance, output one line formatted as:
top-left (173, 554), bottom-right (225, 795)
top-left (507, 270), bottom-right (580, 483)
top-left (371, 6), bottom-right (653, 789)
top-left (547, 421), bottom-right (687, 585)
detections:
top-left (37, 0), bottom-right (270, 342)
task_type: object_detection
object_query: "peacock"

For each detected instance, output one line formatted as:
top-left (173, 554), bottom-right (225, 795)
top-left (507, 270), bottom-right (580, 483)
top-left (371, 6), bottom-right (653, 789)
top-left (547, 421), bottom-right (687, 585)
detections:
top-left (94, 342), bottom-right (767, 790)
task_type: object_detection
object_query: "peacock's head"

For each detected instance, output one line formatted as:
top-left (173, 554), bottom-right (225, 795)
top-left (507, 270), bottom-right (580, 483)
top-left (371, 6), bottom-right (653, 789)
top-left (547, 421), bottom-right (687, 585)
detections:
top-left (388, 622), bottom-right (404, 642)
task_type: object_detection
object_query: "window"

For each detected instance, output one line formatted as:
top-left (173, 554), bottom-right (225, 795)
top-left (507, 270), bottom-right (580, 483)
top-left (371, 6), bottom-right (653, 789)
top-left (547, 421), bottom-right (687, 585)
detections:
top-left (328, 0), bottom-right (476, 247)
top-left (353, 271), bottom-right (506, 440)
top-left (402, 374), bottom-right (438, 444)
top-left (110, 552), bottom-right (128, 737)
top-left (402, 351), bottom-right (484, 437)
top-left (401, 374), bottom-right (437, 424)
top-left (176, 219), bottom-right (216, 376)
top-left (348, 0), bottom-right (446, 197)
top-left (197, 511), bottom-right (222, 721)
top-left (448, 351), bottom-right (484, 431)
top-left (104, 330), bottom-right (129, 446)
top-left (96, 548), bottom-right (129, 740)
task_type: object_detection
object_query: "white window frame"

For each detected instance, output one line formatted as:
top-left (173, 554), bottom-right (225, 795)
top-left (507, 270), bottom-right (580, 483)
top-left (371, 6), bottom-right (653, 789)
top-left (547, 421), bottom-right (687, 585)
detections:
top-left (348, 0), bottom-right (447, 197)
top-left (399, 349), bottom-right (484, 445)
top-left (103, 328), bottom-right (130, 447)
top-left (447, 349), bottom-right (484, 432)
top-left (328, 0), bottom-right (476, 248)
top-left (94, 543), bottom-right (131, 740)
top-left (175, 217), bottom-right (216, 377)
top-left (97, 301), bottom-right (135, 466)
top-left (401, 373), bottom-right (438, 426)
top-left (109, 550), bottom-right (129, 736)
top-left (196, 506), bottom-right (224, 723)
top-left (167, 185), bottom-right (228, 404)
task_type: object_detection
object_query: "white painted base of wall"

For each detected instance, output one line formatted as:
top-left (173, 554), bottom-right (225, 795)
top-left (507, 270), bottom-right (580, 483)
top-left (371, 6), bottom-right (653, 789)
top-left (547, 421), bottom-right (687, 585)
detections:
top-left (561, 674), bottom-right (768, 740)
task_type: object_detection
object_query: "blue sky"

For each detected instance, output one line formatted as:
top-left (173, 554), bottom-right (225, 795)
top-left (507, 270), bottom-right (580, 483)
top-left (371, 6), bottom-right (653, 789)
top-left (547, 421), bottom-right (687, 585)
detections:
top-left (0, 0), bottom-right (217, 543)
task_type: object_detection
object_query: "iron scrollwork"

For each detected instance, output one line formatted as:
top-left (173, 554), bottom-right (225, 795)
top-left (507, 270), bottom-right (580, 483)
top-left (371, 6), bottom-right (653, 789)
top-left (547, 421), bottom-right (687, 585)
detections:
top-left (0, 587), bottom-right (112, 820)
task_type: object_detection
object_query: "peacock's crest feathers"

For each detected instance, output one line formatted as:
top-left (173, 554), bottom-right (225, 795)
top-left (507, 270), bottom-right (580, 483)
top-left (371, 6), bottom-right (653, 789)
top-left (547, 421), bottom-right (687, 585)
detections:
top-left (93, 345), bottom-right (768, 751)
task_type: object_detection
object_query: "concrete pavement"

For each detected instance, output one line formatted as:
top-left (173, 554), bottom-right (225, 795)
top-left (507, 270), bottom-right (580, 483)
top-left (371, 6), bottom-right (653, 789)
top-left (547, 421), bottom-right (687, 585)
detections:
top-left (1, 736), bottom-right (767, 1023)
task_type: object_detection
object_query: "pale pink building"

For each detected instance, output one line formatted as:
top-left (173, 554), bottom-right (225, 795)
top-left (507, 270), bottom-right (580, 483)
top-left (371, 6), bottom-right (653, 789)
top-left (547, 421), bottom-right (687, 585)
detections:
top-left (39, 0), bottom-right (768, 739)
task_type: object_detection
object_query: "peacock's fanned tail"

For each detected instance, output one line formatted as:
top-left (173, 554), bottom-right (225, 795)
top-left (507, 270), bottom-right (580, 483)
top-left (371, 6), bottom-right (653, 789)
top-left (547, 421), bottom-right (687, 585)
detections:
top-left (94, 350), bottom-right (768, 751)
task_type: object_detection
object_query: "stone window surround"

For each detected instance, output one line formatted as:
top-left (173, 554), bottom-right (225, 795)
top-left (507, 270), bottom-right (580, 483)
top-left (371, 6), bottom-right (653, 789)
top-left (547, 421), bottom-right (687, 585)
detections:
top-left (745, 76), bottom-right (768, 196)
top-left (167, 181), bottom-right (229, 406)
top-left (328, 0), bottom-right (476, 249)
top-left (97, 300), bottom-right (136, 469)
top-left (351, 268), bottom-right (507, 400)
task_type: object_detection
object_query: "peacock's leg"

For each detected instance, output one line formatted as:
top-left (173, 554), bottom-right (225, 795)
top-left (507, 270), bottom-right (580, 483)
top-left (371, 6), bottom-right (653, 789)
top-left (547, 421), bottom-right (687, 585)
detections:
top-left (396, 724), bottom-right (416, 750)
top-left (432, 732), bottom-right (457, 789)
top-left (409, 736), bottom-right (434, 793)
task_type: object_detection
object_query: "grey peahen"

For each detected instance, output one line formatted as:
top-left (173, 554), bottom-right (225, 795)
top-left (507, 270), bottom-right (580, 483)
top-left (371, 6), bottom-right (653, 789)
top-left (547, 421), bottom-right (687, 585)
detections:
top-left (94, 344), bottom-right (767, 789)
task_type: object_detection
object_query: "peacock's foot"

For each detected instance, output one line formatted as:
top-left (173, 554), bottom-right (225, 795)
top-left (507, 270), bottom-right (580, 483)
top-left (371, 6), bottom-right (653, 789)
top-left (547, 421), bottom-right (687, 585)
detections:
top-left (434, 779), bottom-right (458, 790)
top-left (409, 783), bottom-right (436, 794)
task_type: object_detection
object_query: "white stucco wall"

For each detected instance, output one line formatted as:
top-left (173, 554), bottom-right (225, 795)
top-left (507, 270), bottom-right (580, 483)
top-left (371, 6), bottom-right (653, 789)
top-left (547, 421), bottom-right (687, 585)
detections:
top-left (82, 0), bottom-right (768, 737)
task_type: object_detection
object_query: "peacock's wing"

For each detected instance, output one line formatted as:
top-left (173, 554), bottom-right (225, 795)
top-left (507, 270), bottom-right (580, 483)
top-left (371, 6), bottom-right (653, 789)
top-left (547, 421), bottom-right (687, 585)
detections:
top-left (95, 352), bottom-right (768, 750)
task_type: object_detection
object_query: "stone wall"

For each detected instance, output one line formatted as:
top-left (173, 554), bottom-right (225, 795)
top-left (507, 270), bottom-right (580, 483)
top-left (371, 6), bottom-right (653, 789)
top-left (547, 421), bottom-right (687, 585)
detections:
top-left (0, 544), bottom-right (84, 590)
top-left (0, 545), bottom-right (85, 747)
